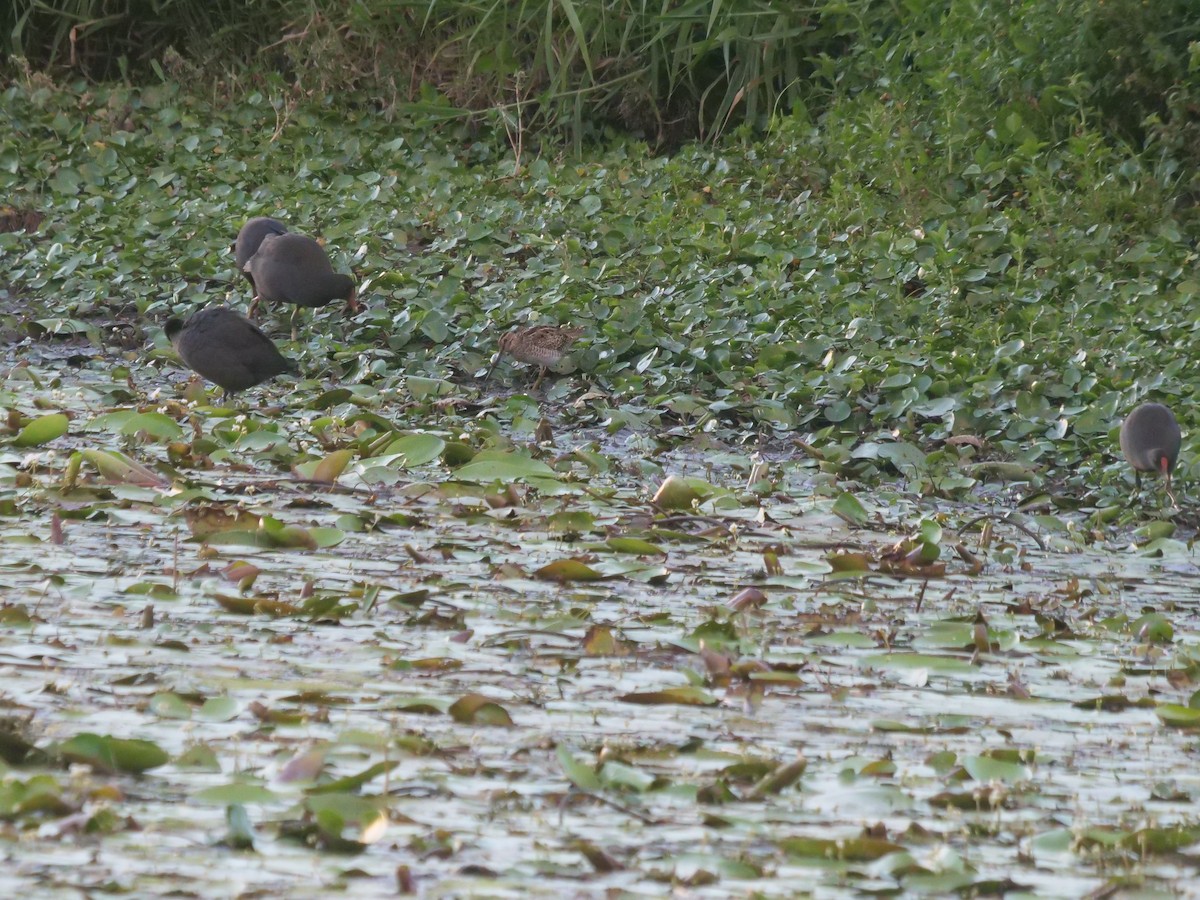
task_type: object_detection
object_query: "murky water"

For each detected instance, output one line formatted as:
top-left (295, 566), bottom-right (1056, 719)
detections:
top-left (1, 343), bottom-right (1197, 897)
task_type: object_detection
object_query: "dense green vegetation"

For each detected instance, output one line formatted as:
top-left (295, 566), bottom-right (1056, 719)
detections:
top-left (3, 53), bottom-right (1198, 501)
top-left (2, 2), bottom-right (1200, 896)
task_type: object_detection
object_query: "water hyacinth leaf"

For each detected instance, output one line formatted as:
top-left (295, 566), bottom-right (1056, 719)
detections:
top-left (549, 510), bottom-right (596, 534)
top-left (306, 794), bottom-right (388, 844)
top-left (56, 733), bottom-right (169, 774)
top-left (213, 594), bottom-right (301, 617)
top-left (406, 376), bottom-right (456, 400)
top-left (308, 527), bottom-right (346, 548)
top-left (747, 757), bottom-right (808, 799)
top-left (452, 452), bottom-right (557, 482)
top-left (831, 492), bottom-right (869, 526)
top-left (14, 412), bottom-right (69, 447)
top-left (1156, 705), bottom-right (1200, 728)
top-left (193, 783), bottom-right (280, 805)
top-left (81, 449), bottom-right (168, 487)
top-left (441, 441), bottom-right (475, 466)
top-left (582, 624), bottom-right (619, 655)
top-left (557, 745), bottom-right (602, 791)
top-left (310, 449), bottom-right (355, 484)
top-left (535, 558), bottom-right (605, 582)
top-left (778, 836), bottom-right (905, 861)
top-left (827, 551), bottom-right (871, 573)
top-left (876, 441), bottom-right (927, 474)
top-left (962, 754), bottom-right (1031, 783)
top-left (385, 433), bottom-right (446, 466)
top-left (148, 692), bottom-right (192, 720)
top-left (184, 505), bottom-right (261, 539)
top-left (449, 693), bottom-right (514, 726)
top-left (197, 697), bottom-right (239, 722)
top-left (860, 653), bottom-right (975, 674)
top-left (258, 517), bottom-right (318, 550)
top-left (604, 537), bottom-right (666, 555)
top-left (1134, 521), bottom-right (1176, 543)
top-left (119, 412), bottom-right (183, 440)
top-left (652, 475), bottom-right (708, 510)
top-left (1133, 613), bottom-right (1173, 643)
top-left (599, 760), bottom-right (655, 793)
top-left (308, 761), bottom-right (402, 795)
top-left (1119, 827), bottom-right (1200, 854)
top-left (619, 686), bottom-right (718, 706)
top-left (223, 804), bottom-right (256, 850)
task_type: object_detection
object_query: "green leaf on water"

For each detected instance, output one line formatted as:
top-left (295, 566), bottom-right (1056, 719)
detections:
top-left (197, 697), bottom-right (239, 722)
top-left (310, 449), bottom-right (355, 484)
top-left (56, 733), bottom-right (169, 773)
top-left (557, 745), bottom-right (602, 791)
top-left (385, 433), bottom-right (446, 466)
top-left (961, 754), bottom-right (1031, 783)
top-left (80, 449), bottom-right (168, 487)
top-left (448, 693), bottom-right (514, 726)
top-left (604, 537), bottom-right (667, 555)
top-left (452, 451), bottom-right (557, 482)
top-left (535, 558), bottom-right (606, 582)
top-left (1156, 704), bottom-right (1200, 728)
top-left (193, 782), bottom-right (280, 805)
top-left (832, 492), bottom-right (869, 526)
top-left (778, 835), bottom-right (905, 861)
top-left (14, 412), bottom-right (69, 447)
top-left (148, 692), bottom-right (192, 720)
top-left (119, 412), bottom-right (183, 440)
top-left (619, 686), bottom-right (717, 707)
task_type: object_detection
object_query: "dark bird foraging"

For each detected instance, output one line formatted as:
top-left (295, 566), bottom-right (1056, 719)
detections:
top-left (485, 325), bottom-right (584, 389)
top-left (242, 232), bottom-right (358, 337)
top-left (233, 216), bottom-right (288, 292)
top-left (165, 306), bottom-right (297, 398)
top-left (1120, 402), bottom-right (1181, 504)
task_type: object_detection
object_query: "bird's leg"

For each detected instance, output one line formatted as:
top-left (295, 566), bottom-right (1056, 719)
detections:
top-left (483, 355), bottom-right (502, 385)
top-left (290, 307), bottom-right (300, 342)
top-left (532, 365), bottom-right (547, 391)
top-left (1125, 470), bottom-right (1143, 509)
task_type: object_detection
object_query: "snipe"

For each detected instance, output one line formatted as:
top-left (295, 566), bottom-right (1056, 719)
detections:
top-left (485, 325), bottom-right (584, 389)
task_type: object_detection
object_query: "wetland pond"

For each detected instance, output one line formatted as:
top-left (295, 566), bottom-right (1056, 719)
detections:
top-left (2, 334), bottom-right (1199, 898)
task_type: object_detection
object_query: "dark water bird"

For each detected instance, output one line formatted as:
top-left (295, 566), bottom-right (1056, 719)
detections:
top-left (165, 306), bottom-right (297, 398)
top-left (243, 232), bottom-right (358, 337)
top-left (1120, 402), bottom-right (1181, 503)
top-left (233, 216), bottom-right (288, 291)
top-left (485, 325), bottom-right (584, 389)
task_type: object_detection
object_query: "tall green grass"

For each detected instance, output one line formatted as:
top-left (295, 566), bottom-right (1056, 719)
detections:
top-left (2, 0), bottom-right (1196, 169)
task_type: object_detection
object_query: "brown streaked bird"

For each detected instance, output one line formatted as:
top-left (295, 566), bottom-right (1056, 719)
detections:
top-left (232, 216), bottom-right (288, 294)
top-left (243, 232), bottom-right (359, 338)
top-left (485, 325), bottom-right (584, 389)
top-left (1119, 402), bottom-right (1181, 504)
top-left (166, 306), bottom-right (297, 399)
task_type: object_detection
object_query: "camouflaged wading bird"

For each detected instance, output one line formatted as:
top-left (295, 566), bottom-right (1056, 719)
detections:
top-left (243, 232), bottom-right (358, 338)
top-left (166, 306), bottom-right (297, 398)
top-left (233, 216), bottom-right (288, 293)
top-left (1120, 402), bottom-right (1181, 505)
top-left (485, 325), bottom-right (584, 389)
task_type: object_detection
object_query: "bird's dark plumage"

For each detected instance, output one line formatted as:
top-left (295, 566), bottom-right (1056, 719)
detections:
top-left (1120, 401), bottom-right (1181, 502)
top-left (166, 306), bottom-right (297, 396)
top-left (233, 217), bottom-right (288, 290)
top-left (243, 232), bottom-right (356, 311)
